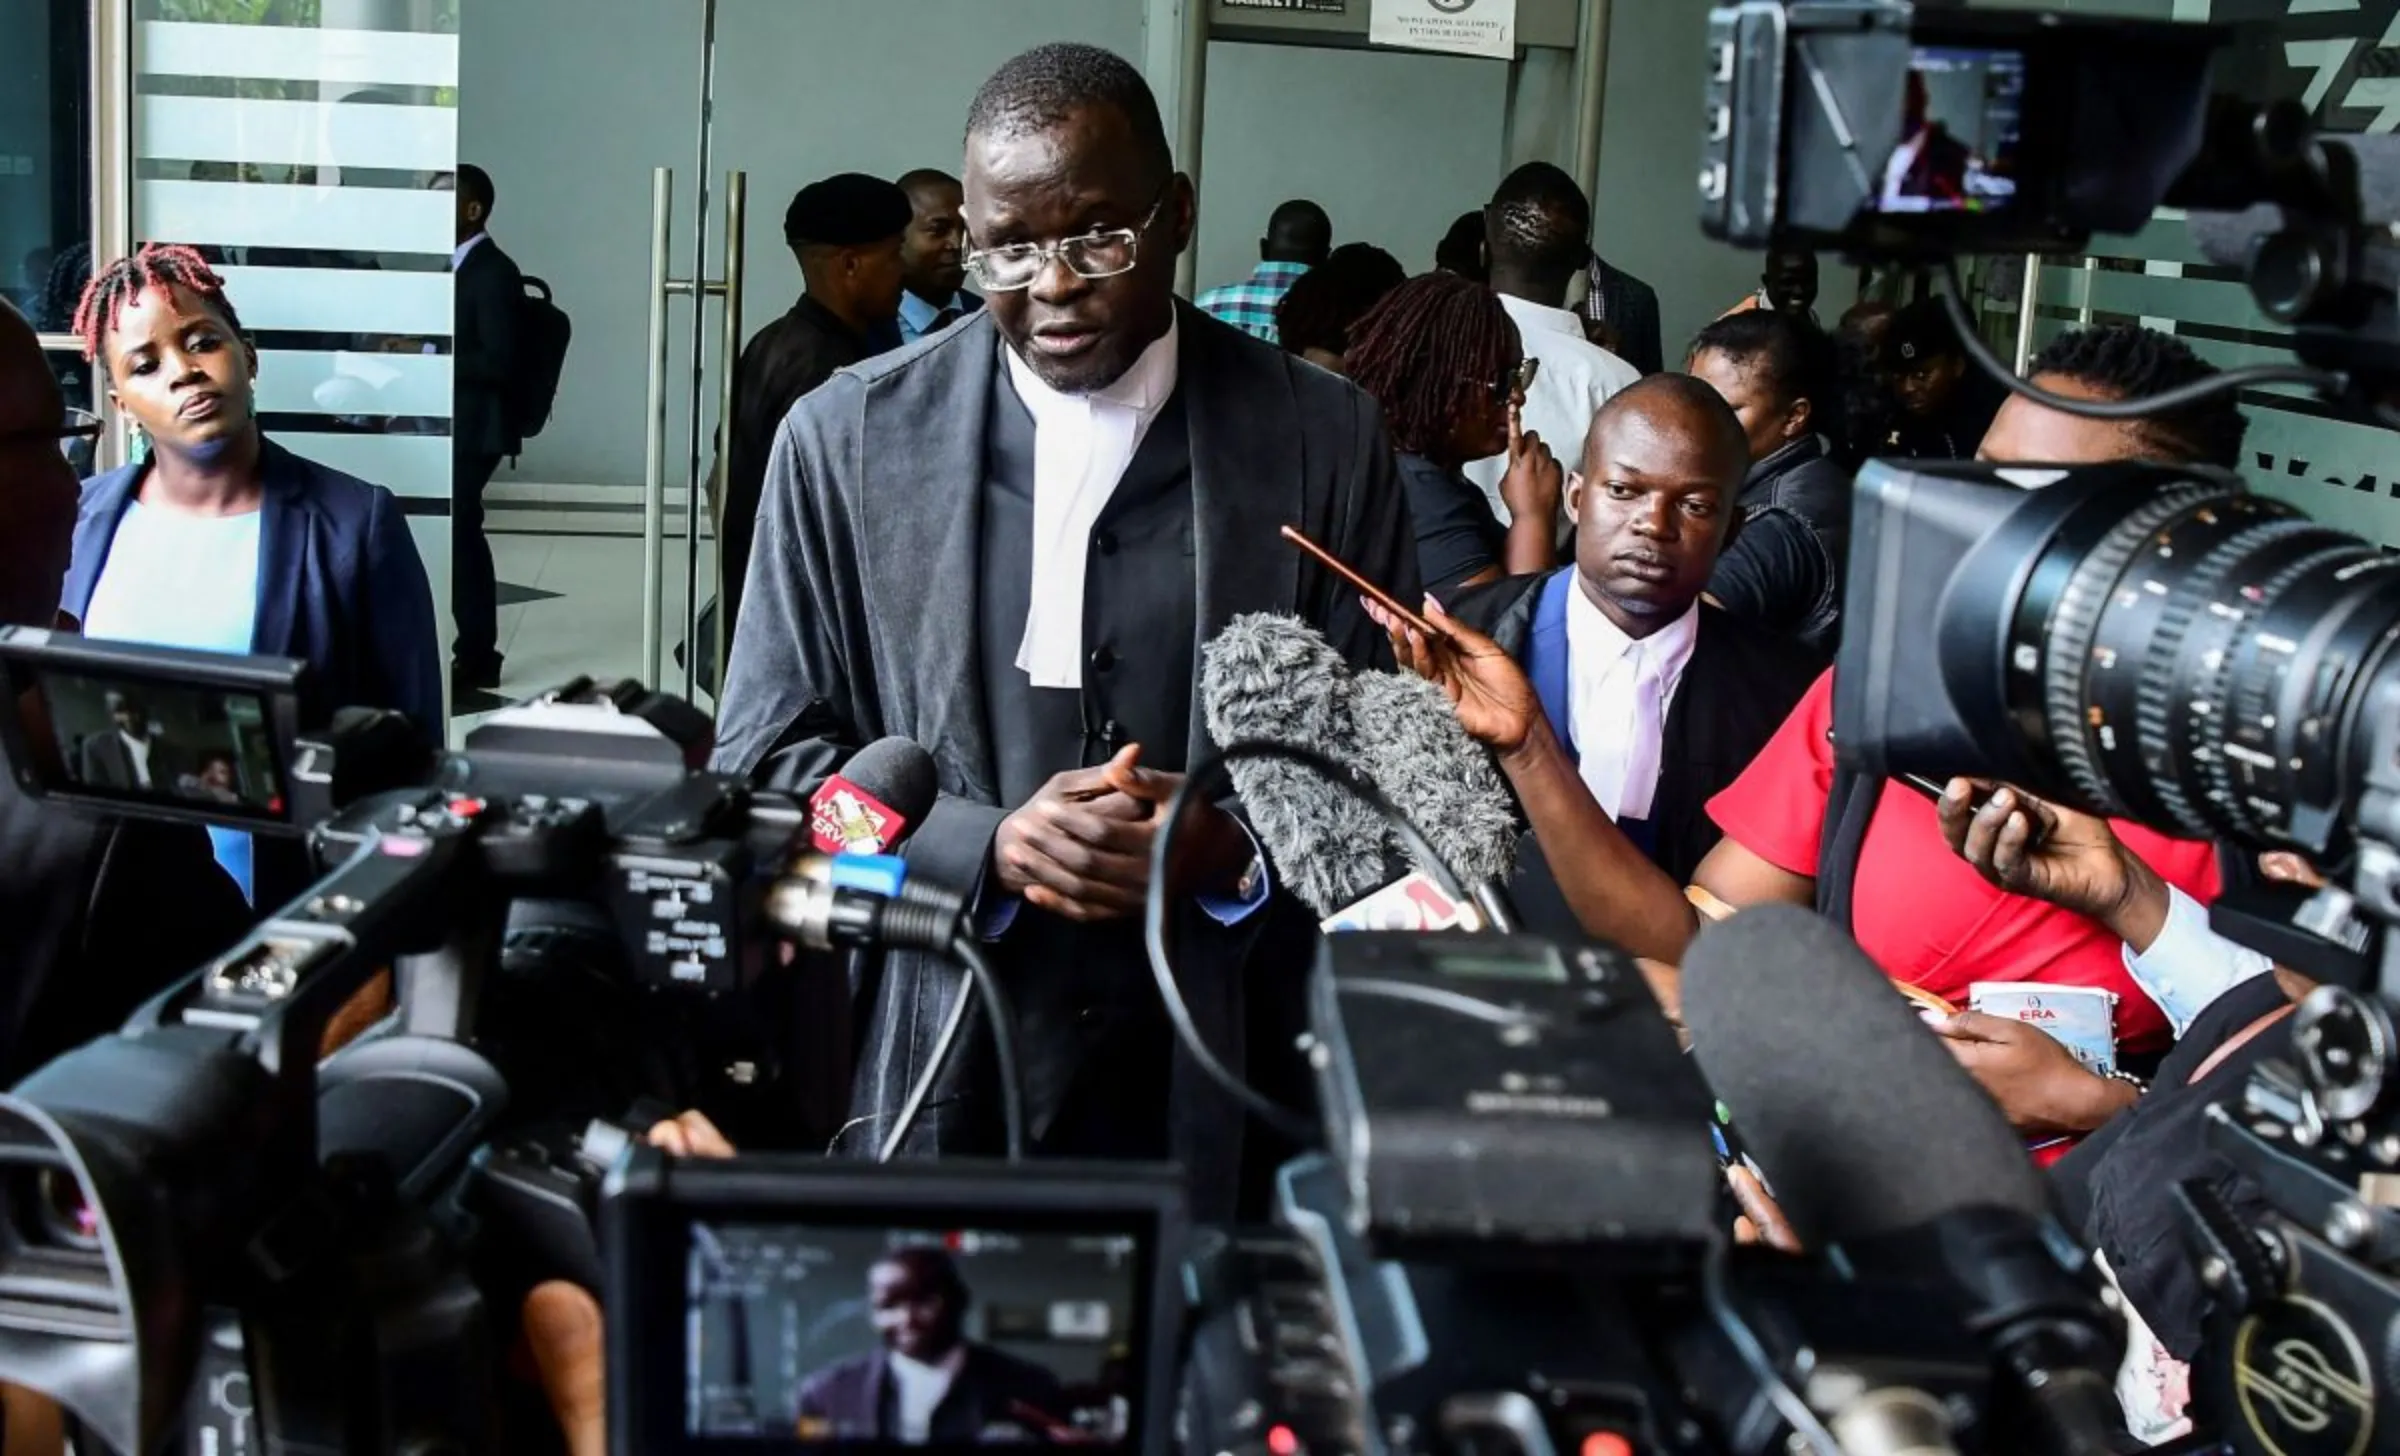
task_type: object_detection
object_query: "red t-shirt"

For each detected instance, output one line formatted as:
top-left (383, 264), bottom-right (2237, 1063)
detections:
top-left (1706, 672), bottom-right (2219, 1058)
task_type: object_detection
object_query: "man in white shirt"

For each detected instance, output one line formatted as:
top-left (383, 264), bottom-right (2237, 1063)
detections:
top-left (77, 691), bottom-right (178, 792)
top-left (794, 1248), bottom-right (1069, 1444)
top-left (1463, 163), bottom-right (1640, 525)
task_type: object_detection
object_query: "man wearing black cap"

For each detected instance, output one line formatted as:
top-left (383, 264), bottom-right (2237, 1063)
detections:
top-left (718, 172), bottom-right (910, 642)
top-left (1880, 297), bottom-right (2005, 460)
top-left (714, 44), bottom-right (1415, 1216)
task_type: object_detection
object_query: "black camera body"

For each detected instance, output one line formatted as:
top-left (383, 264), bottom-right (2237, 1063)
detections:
top-left (1701, 0), bottom-right (2220, 258)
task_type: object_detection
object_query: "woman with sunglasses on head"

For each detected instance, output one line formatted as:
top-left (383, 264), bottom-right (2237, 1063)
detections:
top-left (63, 245), bottom-right (440, 902)
top-left (1344, 273), bottom-right (1562, 598)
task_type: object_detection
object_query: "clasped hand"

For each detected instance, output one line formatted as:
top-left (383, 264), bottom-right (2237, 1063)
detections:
top-left (992, 744), bottom-right (1249, 923)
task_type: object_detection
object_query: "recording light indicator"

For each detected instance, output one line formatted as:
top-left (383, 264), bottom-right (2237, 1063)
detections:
top-left (1579, 1435), bottom-right (1633, 1456)
top-left (1266, 1424), bottom-right (1299, 1456)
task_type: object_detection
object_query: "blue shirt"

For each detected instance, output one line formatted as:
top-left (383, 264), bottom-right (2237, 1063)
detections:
top-left (898, 289), bottom-right (981, 344)
top-left (78, 501), bottom-right (266, 900)
top-left (1195, 261), bottom-right (1310, 344)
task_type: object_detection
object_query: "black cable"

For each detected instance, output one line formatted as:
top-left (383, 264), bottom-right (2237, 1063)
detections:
top-left (1932, 262), bottom-right (2345, 418)
top-left (1144, 739), bottom-right (1472, 1144)
top-left (1700, 1234), bottom-right (1843, 1456)
top-left (876, 983), bottom-right (978, 1164)
top-left (948, 934), bottom-right (1026, 1161)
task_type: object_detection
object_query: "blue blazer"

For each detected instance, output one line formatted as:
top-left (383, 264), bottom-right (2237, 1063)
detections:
top-left (67, 438), bottom-right (444, 748)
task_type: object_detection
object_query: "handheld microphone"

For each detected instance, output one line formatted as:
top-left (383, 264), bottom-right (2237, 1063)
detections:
top-left (807, 736), bottom-right (940, 855)
top-left (1347, 671), bottom-right (1521, 932)
top-left (1683, 907), bottom-right (2122, 1456)
top-left (1200, 614), bottom-right (1388, 917)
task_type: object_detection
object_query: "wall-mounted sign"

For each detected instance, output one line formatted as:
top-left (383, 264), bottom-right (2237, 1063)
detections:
top-left (1370, 0), bottom-right (1516, 59)
top-left (1223, 0), bottom-right (1349, 12)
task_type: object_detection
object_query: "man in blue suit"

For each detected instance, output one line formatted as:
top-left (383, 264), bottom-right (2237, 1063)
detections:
top-left (1443, 376), bottom-right (1819, 933)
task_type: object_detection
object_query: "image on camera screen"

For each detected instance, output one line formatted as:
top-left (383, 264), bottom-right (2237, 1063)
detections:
top-left (686, 1220), bottom-right (1148, 1446)
top-left (1878, 45), bottom-right (2025, 215)
top-left (37, 669), bottom-right (286, 820)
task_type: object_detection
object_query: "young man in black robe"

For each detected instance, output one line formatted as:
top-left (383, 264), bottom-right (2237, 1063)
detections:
top-left (713, 44), bottom-right (1416, 1213)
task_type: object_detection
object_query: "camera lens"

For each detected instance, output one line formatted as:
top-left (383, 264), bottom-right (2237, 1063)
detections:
top-left (2002, 483), bottom-right (2400, 852)
top-left (22, 1168), bottom-right (101, 1253)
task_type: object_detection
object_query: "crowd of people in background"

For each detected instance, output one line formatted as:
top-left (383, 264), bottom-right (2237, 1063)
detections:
top-left (1, 33), bottom-right (2298, 1451)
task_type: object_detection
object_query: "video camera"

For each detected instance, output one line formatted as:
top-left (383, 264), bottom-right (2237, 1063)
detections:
top-left (1701, 4), bottom-right (2400, 1452)
top-left (0, 626), bottom-right (990, 1453)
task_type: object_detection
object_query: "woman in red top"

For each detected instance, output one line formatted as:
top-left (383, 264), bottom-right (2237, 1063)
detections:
top-left (1378, 323), bottom-right (2251, 1143)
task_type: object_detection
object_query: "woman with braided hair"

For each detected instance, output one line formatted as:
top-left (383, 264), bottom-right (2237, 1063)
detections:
top-left (63, 244), bottom-right (440, 901)
top-left (1343, 272), bottom-right (1562, 598)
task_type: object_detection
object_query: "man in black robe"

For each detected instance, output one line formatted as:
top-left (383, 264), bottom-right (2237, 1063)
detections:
top-left (713, 43), bottom-right (1416, 1214)
top-left (717, 174), bottom-right (910, 643)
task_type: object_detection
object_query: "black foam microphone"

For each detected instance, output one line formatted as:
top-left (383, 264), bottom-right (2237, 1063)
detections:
top-left (806, 736), bottom-right (941, 857)
top-left (1683, 907), bottom-right (2122, 1456)
top-left (1200, 614), bottom-right (1388, 917)
top-left (1347, 671), bottom-right (1521, 931)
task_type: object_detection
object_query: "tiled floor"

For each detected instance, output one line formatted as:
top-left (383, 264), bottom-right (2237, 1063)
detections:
top-left (455, 533), bottom-right (720, 733)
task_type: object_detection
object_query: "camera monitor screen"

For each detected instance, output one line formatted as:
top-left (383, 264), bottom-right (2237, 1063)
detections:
top-left (0, 629), bottom-right (304, 830)
top-left (1877, 45), bottom-right (2025, 215)
top-left (685, 1219), bottom-right (1152, 1447)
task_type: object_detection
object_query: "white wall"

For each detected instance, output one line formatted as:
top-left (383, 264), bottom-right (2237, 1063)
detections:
top-left (1193, 40), bottom-right (1510, 292)
top-left (457, 0), bottom-right (1146, 494)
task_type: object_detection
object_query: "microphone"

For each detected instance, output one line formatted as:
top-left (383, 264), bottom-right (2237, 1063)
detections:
top-left (808, 736), bottom-right (940, 855)
top-left (1683, 907), bottom-right (2123, 1455)
top-left (1200, 614), bottom-right (1388, 917)
top-left (1347, 670), bottom-right (1521, 932)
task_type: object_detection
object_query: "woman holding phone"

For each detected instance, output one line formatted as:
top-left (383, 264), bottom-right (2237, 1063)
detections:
top-left (1343, 273), bottom-right (1563, 597)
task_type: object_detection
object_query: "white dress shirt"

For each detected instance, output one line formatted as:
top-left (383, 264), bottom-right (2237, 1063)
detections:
top-left (887, 1344), bottom-right (968, 1444)
top-left (1564, 587), bottom-right (1699, 822)
top-left (2121, 883), bottom-right (2276, 1038)
top-left (117, 731), bottom-right (154, 788)
top-left (1002, 316), bottom-right (1182, 689)
top-left (1463, 293), bottom-right (1641, 525)
top-left (451, 231), bottom-right (489, 271)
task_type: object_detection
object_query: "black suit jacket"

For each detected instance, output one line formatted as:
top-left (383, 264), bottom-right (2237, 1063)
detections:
top-left (712, 304), bottom-right (1417, 1215)
top-left (719, 297), bottom-right (877, 642)
top-left (76, 732), bottom-right (183, 793)
top-left (1588, 258), bottom-right (1664, 377)
top-left (1448, 574), bottom-right (1821, 937)
top-left (454, 236), bottom-right (525, 459)
top-left (795, 1345), bottom-right (1066, 1442)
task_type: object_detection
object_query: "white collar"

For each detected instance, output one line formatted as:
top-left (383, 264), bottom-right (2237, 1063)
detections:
top-left (1003, 314), bottom-right (1181, 417)
top-left (452, 232), bottom-right (490, 271)
top-left (889, 1344), bottom-right (969, 1383)
top-left (1564, 580), bottom-right (1701, 675)
top-left (1495, 292), bottom-right (1587, 340)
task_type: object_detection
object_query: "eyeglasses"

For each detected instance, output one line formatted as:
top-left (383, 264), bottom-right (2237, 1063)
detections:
top-left (0, 409), bottom-right (104, 477)
top-left (1467, 357), bottom-right (1540, 405)
top-left (964, 187), bottom-right (1169, 294)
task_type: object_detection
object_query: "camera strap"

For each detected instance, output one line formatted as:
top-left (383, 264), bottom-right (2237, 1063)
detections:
top-left (1814, 764), bottom-right (1881, 934)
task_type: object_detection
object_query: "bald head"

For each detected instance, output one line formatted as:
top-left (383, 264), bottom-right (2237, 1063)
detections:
top-left (1570, 374), bottom-right (1748, 637)
top-left (0, 303), bottom-right (79, 627)
top-left (1584, 373), bottom-right (1749, 480)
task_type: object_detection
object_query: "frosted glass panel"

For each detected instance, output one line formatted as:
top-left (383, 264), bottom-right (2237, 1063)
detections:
top-left (136, 180), bottom-right (453, 254)
top-left (139, 96), bottom-right (458, 174)
top-left (255, 350), bottom-right (454, 419)
top-left (217, 265), bottom-right (455, 336)
top-left (140, 21), bottom-right (460, 88)
top-left (275, 434), bottom-right (454, 500)
top-left (132, 6), bottom-right (461, 734)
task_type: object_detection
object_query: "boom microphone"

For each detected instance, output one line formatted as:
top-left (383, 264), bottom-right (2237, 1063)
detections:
top-left (1200, 614), bottom-right (1387, 917)
top-left (1348, 671), bottom-right (1521, 931)
top-left (1682, 906), bottom-right (2038, 1244)
top-left (1682, 908), bottom-right (2122, 1456)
